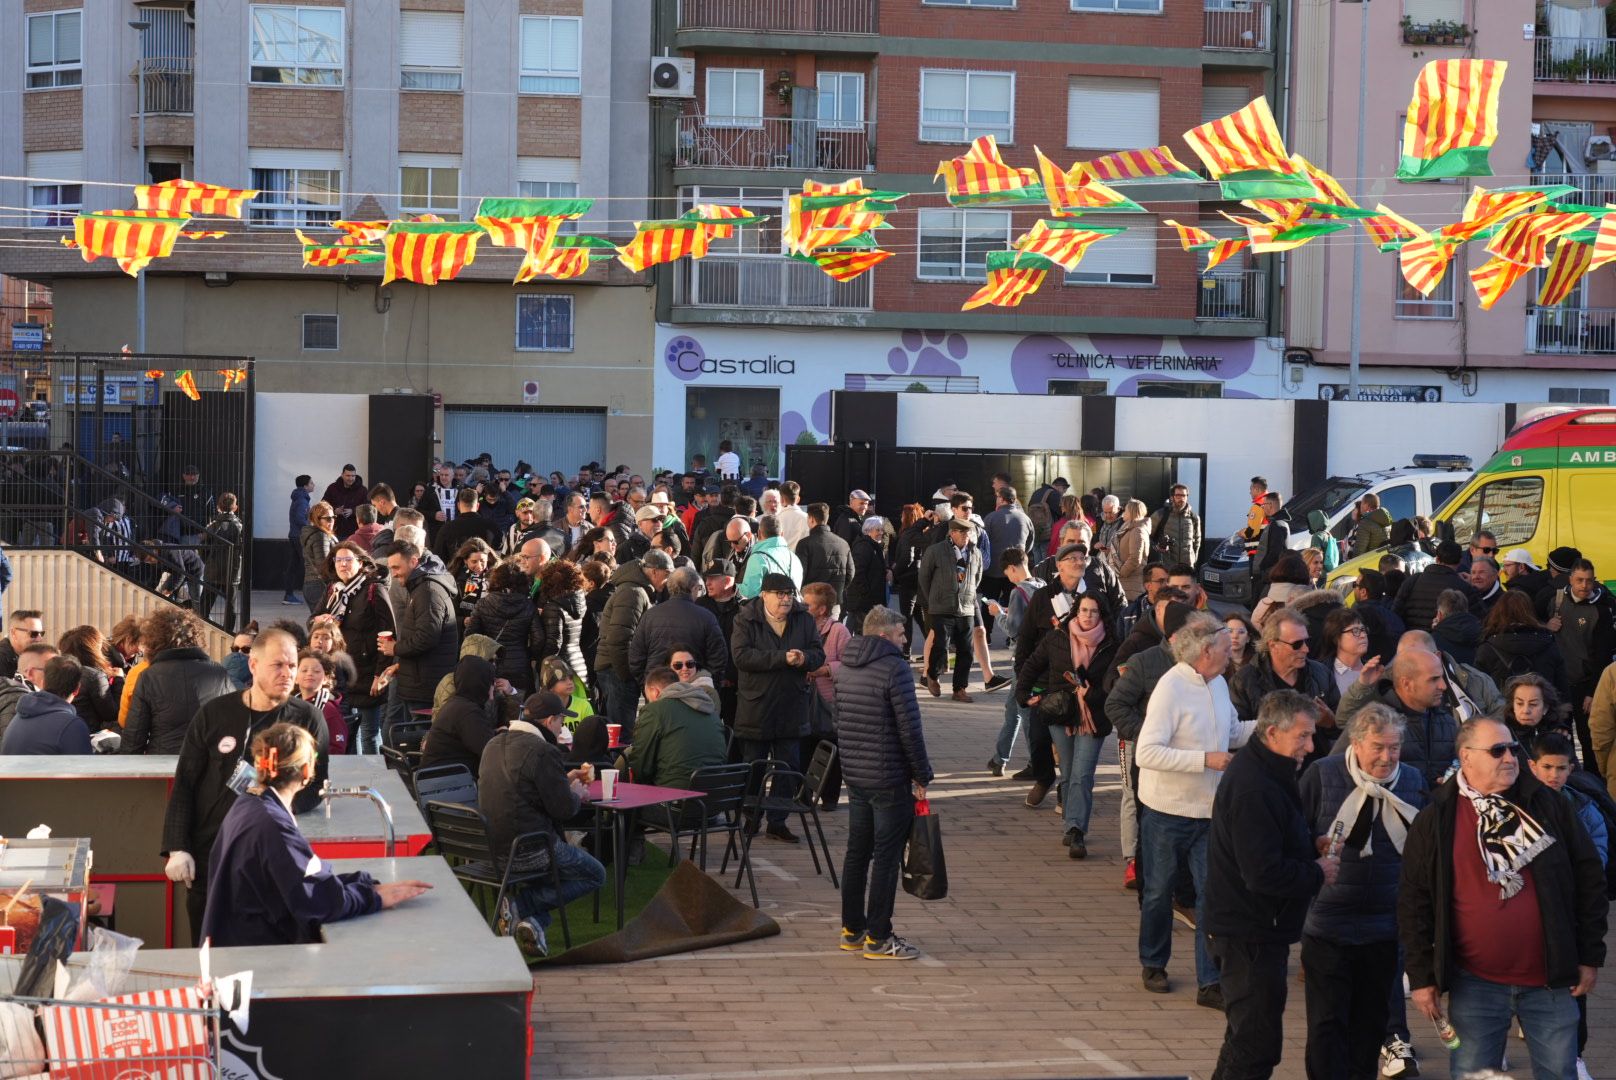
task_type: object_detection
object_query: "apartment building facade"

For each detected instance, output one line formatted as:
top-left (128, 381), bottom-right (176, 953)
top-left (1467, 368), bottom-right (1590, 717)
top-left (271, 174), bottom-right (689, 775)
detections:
top-left (0, 0), bottom-right (658, 473)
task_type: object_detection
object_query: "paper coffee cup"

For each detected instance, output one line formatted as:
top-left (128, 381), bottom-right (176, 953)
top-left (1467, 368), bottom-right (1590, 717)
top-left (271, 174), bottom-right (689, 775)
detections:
top-left (601, 769), bottom-right (619, 800)
top-left (606, 723), bottom-right (622, 749)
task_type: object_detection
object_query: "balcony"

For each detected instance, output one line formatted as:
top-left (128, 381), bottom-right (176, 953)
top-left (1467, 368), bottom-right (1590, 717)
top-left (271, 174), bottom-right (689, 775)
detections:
top-left (1196, 269), bottom-right (1266, 321)
top-left (1535, 37), bottom-right (1616, 83)
top-left (1535, 170), bottom-right (1616, 204)
top-left (677, 256), bottom-right (873, 311)
top-left (676, 116), bottom-right (875, 171)
top-left (1203, 1), bottom-right (1271, 52)
top-left (1527, 307), bottom-right (1616, 355)
top-left (132, 57), bottom-right (194, 114)
top-left (676, 0), bottom-right (877, 34)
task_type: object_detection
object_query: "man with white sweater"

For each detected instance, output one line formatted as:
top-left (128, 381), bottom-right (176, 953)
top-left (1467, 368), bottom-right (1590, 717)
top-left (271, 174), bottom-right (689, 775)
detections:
top-left (1135, 611), bottom-right (1256, 1008)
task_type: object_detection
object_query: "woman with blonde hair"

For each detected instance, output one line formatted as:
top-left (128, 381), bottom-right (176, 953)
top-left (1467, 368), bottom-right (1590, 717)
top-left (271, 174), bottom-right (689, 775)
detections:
top-left (1115, 499), bottom-right (1152, 602)
top-left (300, 500), bottom-right (339, 616)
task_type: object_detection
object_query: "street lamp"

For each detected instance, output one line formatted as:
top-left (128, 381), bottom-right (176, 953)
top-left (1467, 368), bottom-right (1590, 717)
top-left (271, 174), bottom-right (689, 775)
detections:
top-left (129, 20), bottom-right (150, 355)
top-left (1340, 0), bottom-right (1369, 401)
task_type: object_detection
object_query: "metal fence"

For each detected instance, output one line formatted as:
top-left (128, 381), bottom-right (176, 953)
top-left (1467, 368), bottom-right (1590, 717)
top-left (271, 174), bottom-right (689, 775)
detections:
top-left (676, 0), bottom-right (878, 34)
top-left (1525, 307), bottom-right (1616, 356)
top-left (1534, 37), bottom-right (1616, 83)
top-left (1196, 269), bottom-right (1267, 321)
top-left (135, 57), bottom-right (194, 114)
top-left (677, 256), bottom-right (874, 310)
top-left (1203, 1), bottom-right (1271, 51)
top-left (676, 115), bottom-right (876, 171)
top-left (1536, 170), bottom-right (1616, 205)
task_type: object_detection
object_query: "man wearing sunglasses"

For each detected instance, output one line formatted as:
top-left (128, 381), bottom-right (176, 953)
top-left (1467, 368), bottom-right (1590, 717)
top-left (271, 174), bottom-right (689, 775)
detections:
top-left (1401, 716), bottom-right (1608, 1080)
top-left (1455, 530), bottom-right (1499, 575)
top-left (0, 610), bottom-right (45, 679)
top-left (1229, 611), bottom-right (1339, 741)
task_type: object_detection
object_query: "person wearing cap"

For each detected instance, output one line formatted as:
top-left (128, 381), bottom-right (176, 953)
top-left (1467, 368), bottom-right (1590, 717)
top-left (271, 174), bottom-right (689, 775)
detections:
top-left (622, 504), bottom-right (666, 562)
top-left (629, 664), bottom-right (726, 793)
top-left (595, 549), bottom-right (675, 743)
top-left (738, 514), bottom-right (803, 600)
top-left (1501, 547), bottom-right (1554, 604)
top-left (476, 689), bottom-right (603, 958)
top-left (732, 572), bottom-right (826, 842)
top-left (502, 498), bottom-right (541, 557)
top-left (322, 465), bottom-right (370, 541)
top-left (918, 518), bottom-right (984, 703)
top-left (169, 463), bottom-right (215, 546)
top-left (1534, 546), bottom-right (1585, 621)
top-left (647, 489), bottom-right (692, 550)
top-left (697, 558), bottom-right (742, 726)
top-left (831, 490), bottom-right (873, 549)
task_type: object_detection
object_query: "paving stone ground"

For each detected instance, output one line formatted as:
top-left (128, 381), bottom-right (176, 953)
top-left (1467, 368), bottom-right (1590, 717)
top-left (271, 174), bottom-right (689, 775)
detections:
top-left (527, 645), bottom-right (1616, 1080)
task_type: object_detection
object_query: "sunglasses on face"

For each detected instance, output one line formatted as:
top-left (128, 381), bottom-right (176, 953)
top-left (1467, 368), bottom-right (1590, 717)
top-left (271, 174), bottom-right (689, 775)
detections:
top-left (671, 661), bottom-right (698, 670)
top-left (1467, 741), bottom-right (1520, 759)
top-left (232, 645), bottom-right (252, 654)
top-left (1474, 545), bottom-right (1497, 555)
top-left (1277, 638), bottom-right (1310, 650)
top-left (22, 629), bottom-right (45, 639)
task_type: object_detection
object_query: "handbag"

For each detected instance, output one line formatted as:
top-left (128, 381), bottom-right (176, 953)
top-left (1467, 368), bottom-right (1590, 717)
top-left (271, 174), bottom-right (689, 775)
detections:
top-left (807, 690), bottom-right (837, 738)
top-left (901, 799), bottom-right (948, 901)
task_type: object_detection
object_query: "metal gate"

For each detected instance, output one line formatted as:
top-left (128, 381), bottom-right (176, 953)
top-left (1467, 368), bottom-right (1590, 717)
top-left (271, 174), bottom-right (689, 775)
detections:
top-left (443, 405), bottom-right (607, 475)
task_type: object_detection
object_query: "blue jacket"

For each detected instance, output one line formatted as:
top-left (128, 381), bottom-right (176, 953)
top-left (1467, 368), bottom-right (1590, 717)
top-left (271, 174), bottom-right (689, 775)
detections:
top-left (0, 691), bottom-right (91, 755)
top-left (1567, 785), bottom-right (1611, 869)
top-left (1299, 753), bottom-right (1427, 944)
top-left (832, 635), bottom-right (933, 791)
top-left (202, 790), bottom-right (380, 947)
top-left (0, 545), bottom-right (11, 597)
top-left (288, 487), bottom-right (311, 539)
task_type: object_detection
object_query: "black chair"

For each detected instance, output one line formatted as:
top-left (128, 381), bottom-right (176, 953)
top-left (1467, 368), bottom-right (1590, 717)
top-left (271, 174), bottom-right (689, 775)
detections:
top-left (412, 763), bottom-right (477, 816)
top-left (384, 717), bottom-right (431, 772)
top-left (644, 762), bottom-right (757, 906)
top-left (425, 800), bottom-right (576, 951)
top-left (802, 740), bottom-right (839, 813)
top-left (735, 753), bottom-right (840, 889)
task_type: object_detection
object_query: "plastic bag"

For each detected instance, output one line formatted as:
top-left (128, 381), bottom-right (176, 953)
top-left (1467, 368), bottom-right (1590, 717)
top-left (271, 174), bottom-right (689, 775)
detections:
top-left (61, 926), bottom-right (144, 1003)
top-left (901, 799), bottom-right (948, 901)
top-left (0, 1001), bottom-right (46, 1079)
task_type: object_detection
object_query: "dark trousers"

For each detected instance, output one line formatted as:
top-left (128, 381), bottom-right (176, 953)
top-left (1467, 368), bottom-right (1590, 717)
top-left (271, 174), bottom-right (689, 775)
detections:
top-left (927, 613), bottom-right (973, 691)
top-left (897, 586), bottom-right (922, 653)
top-left (283, 539), bottom-right (305, 596)
top-left (840, 784), bottom-right (914, 943)
top-left (978, 575), bottom-right (1010, 637)
top-left (184, 855), bottom-right (211, 944)
top-left (1574, 702), bottom-right (1601, 780)
top-left (1027, 712), bottom-right (1057, 784)
top-left (741, 737), bottom-right (801, 826)
top-left (1302, 934), bottom-right (1398, 1080)
top-left (1211, 936), bottom-right (1292, 1080)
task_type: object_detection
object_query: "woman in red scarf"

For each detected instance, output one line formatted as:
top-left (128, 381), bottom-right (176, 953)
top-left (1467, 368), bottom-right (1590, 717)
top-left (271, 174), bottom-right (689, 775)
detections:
top-left (1014, 594), bottom-right (1119, 860)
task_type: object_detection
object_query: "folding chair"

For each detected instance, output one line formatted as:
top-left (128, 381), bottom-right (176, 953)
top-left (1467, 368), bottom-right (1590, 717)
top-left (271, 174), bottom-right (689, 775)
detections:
top-left (734, 755), bottom-right (840, 889)
top-left (644, 762), bottom-right (757, 906)
top-left (412, 763), bottom-right (477, 816)
top-left (425, 800), bottom-right (577, 951)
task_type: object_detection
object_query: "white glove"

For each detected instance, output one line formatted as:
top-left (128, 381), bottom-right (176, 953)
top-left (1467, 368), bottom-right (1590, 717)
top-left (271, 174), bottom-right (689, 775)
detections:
top-left (165, 851), bottom-right (196, 886)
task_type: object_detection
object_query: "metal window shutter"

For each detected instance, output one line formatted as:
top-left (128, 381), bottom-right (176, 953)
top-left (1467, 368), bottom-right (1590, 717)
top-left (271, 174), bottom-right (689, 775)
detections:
top-left (248, 148), bottom-right (343, 171)
top-left (1067, 77), bottom-right (1159, 149)
top-left (1402, 0), bottom-right (1461, 22)
top-left (1078, 215), bottom-right (1157, 277)
top-left (443, 409), bottom-right (604, 475)
top-left (399, 152), bottom-right (462, 170)
top-left (1201, 85), bottom-right (1251, 126)
top-left (26, 150), bottom-right (83, 181)
top-left (516, 158), bottom-right (580, 184)
top-left (401, 11), bottom-right (462, 68)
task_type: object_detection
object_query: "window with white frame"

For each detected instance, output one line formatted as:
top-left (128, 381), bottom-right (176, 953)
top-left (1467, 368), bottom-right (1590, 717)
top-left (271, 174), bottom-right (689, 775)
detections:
top-left (917, 209), bottom-right (1012, 280)
top-left (1065, 215), bottom-right (1156, 285)
top-left (1394, 266), bottom-right (1456, 318)
top-left (302, 314), bottom-right (339, 351)
top-left (400, 155), bottom-right (461, 219)
top-left (27, 11), bottom-right (82, 88)
top-left (816, 72), bottom-right (865, 130)
top-left (248, 149), bottom-right (342, 227)
top-left (919, 70), bottom-right (1013, 144)
top-left (518, 16), bottom-right (581, 95)
top-left (250, 5), bottom-right (344, 85)
top-left (26, 151), bottom-right (82, 227)
top-left (401, 11), bottom-right (463, 91)
top-left (518, 158), bottom-right (581, 232)
top-left (706, 69), bottom-right (765, 128)
top-left (926, 0), bottom-right (1015, 7)
top-left (516, 295), bottom-right (574, 351)
top-left (1067, 76), bottom-right (1159, 150)
top-left (680, 186), bottom-right (785, 255)
top-left (1071, 0), bottom-right (1162, 11)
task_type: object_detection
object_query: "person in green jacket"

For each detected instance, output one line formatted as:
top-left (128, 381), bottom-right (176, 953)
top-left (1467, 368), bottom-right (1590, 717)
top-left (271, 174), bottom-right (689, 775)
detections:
top-left (1352, 493), bottom-right (1394, 558)
top-left (737, 516), bottom-right (804, 600)
top-left (627, 666), bottom-right (727, 792)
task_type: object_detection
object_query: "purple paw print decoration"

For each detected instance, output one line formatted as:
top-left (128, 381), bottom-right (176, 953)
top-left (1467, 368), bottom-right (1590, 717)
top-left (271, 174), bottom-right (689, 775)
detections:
top-left (665, 335), bottom-right (704, 382)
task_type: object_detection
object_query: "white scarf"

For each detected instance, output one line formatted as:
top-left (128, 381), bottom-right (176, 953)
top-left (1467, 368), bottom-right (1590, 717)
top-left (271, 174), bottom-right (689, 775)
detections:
top-left (1456, 771), bottom-right (1556, 900)
top-left (1330, 752), bottom-right (1420, 856)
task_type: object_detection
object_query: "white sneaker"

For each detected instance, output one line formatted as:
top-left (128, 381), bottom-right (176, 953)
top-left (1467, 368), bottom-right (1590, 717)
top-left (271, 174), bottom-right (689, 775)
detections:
top-left (1577, 1057), bottom-right (1594, 1080)
top-left (1379, 1037), bottom-right (1418, 1079)
top-left (514, 916), bottom-right (549, 958)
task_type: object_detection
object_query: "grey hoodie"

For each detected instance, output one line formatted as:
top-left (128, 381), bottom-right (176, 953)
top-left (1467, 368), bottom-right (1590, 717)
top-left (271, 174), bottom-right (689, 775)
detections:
top-left (658, 674), bottom-right (718, 715)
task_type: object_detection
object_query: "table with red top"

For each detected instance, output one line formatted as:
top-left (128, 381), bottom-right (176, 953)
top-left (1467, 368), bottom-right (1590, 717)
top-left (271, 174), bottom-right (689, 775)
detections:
top-left (585, 780), bottom-right (703, 929)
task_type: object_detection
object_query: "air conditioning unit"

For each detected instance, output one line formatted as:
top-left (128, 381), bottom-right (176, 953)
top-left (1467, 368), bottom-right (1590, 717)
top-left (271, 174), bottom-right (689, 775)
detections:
top-left (649, 57), bottom-right (695, 98)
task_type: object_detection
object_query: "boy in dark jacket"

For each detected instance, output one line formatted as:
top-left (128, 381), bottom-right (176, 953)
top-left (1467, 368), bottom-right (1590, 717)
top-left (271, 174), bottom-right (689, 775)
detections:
top-left (0, 656), bottom-right (90, 755)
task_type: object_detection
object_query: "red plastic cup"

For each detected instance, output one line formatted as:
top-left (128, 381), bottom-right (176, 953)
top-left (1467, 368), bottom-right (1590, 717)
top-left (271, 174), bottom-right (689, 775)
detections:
top-left (607, 723), bottom-right (622, 749)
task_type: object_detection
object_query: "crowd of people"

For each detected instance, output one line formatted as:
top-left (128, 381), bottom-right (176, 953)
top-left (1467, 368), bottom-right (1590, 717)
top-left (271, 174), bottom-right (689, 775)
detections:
top-left (2, 452), bottom-right (1613, 1078)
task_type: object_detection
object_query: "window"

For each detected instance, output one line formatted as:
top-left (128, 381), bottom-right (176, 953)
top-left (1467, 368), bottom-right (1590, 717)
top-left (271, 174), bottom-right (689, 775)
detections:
top-left (250, 5), bottom-right (343, 85)
top-left (917, 209), bottom-right (1012, 280)
top-left (519, 16), bottom-right (581, 95)
top-left (1201, 85), bottom-right (1252, 127)
top-left (680, 186), bottom-right (786, 255)
top-left (1048, 379), bottom-right (1108, 396)
top-left (1072, 0), bottom-right (1162, 11)
top-left (516, 295), bottom-right (574, 351)
top-left (1066, 215), bottom-right (1156, 285)
top-left (1377, 483), bottom-right (1416, 523)
top-left (27, 12), bottom-right (82, 88)
top-left (1430, 480), bottom-right (1464, 510)
top-left (1445, 476), bottom-right (1544, 548)
top-left (1403, 0), bottom-right (1461, 22)
top-left (1137, 381), bottom-right (1222, 398)
top-left (400, 155), bottom-right (461, 219)
top-left (302, 314), bottom-right (339, 351)
top-left (1549, 387), bottom-right (1612, 404)
top-left (1394, 266), bottom-right (1455, 319)
top-left (26, 151), bottom-right (83, 227)
top-left (518, 158), bottom-right (581, 232)
top-left (816, 73), bottom-right (865, 131)
top-left (927, 0), bottom-right (1014, 6)
top-left (400, 11), bottom-right (463, 91)
top-left (1067, 77), bottom-right (1159, 150)
top-left (248, 150), bottom-right (342, 227)
top-left (705, 69), bottom-right (765, 128)
top-left (920, 70), bottom-right (1013, 144)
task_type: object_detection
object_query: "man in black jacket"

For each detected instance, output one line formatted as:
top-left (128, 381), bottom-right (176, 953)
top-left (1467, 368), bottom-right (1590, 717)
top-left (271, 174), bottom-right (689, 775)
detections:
top-left (843, 517), bottom-right (889, 633)
top-left (1229, 610), bottom-right (1340, 737)
top-left (1548, 558), bottom-right (1616, 775)
top-left (828, 489), bottom-right (871, 548)
top-left (627, 566), bottom-right (729, 684)
top-left (1251, 492), bottom-right (1292, 590)
top-left (380, 541), bottom-right (460, 718)
top-left (697, 559), bottom-right (741, 725)
top-left (797, 503), bottom-right (855, 611)
top-left (1393, 540), bottom-right (1476, 632)
top-left (432, 488), bottom-right (499, 561)
top-left (1205, 690), bottom-right (1338, 1078)
top-left (1032, 523), bottom-right (1125, 621)
top-left (917, 519), bottom-right (982, 703)
top-left (1399, 717), bottom-right (1608, 1080)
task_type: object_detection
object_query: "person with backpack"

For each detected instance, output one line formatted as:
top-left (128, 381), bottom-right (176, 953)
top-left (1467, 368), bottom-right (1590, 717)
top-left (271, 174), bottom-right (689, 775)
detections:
top-left (1149, 485), bottom-right (1202, 569)
top-left (1473, 590), bottom-right (1569, 698)
top-left (1304, 510), bottom-right (1339, 575)
top-left (986, 547), bottom-right (1043, 777)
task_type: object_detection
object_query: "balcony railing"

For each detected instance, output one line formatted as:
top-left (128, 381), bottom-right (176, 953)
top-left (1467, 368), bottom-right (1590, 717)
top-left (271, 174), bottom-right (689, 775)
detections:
top-left (678, 256), bottom-right (873, 310)
top-left (1203, 1), bottom-right (1271, 52)
top-left (676, 0), bottom-right (878, 34)
top-left (1536, 170), bottom-right (1616, 205)
top-left (1526, 307), bottom-right (1616, 355)
top-left (676, 115), bottom-right (876, 171)
top-left (1196, 269), bottom-right (1266, 321)
top-left (1535, 37), bottom-right (1616, 83)
top-left (133, 57), bottom-right (194, 114)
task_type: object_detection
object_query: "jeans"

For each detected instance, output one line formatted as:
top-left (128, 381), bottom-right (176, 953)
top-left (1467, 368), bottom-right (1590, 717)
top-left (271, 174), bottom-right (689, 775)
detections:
top-left (1211, 936), bottom-right (1291, 1080)
top-left (1119, 739), bottom-right (1139, 859)
top-left (993, 694), bottom-right (1024, 765)
top-left (926, 613), bottom-right (973, 691)
top-left (1047, 723), bottom-right (1104, 835)
top-left (1448, 968), bottom-right (1579, 1080)
top-left (740, 737), bottom-right (801, 826)
top-left (511, 842), bottom-right (607, 929)
top-left (1386, 944), bottom-right (1410, 1041)
top-left (1301, 934), bottom-right (1397, 1080)
top-left (840, 784), bottom-right (915, 943)
top-left (354, 704), bottom-right (383, 756)
top-left (1138, 808), bottom-right (1217, 988)
top-left (381, 679), bottom-right (406, 742)
top-left (596, 667), bottom-right (640, 742)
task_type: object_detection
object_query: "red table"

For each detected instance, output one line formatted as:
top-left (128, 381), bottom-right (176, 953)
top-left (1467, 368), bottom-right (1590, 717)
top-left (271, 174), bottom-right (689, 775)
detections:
top-left (585, 781), bottom-right (703, 929)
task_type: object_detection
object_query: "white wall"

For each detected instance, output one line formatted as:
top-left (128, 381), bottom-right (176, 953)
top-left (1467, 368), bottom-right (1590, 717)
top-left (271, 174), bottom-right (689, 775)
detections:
top-left (253, 393), bottom-right (370, 539)
top-left (1324, 401), bottom-right (1507, 481)
top-left (894, 393), bottom-right (1083, 451)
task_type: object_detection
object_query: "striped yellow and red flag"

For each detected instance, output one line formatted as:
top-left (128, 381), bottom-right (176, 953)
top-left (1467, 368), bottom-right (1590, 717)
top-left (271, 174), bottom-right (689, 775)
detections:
top-left (180, 230), bottom-right (228, 240)
top-left (218, 368), bottom-right (248, 390)
top-left (793, 246), bottom-right (894, 282)
top-left (935, 135), bottom-right (1040, 201)
top-left (1183, 97), bottom-right (1314, 199)
top-left (1220, 210), bottom-right (1344, 254)
top-left (616, 221), bottom-right (711, 273)
top-left (685, 204), bottom-right (760, 241)
top-left (135, 179), bottom-right (259, 219)
top-left (1077, 146), bottom-right (1200, 184)
top-left (1590, 208), bottom-right (1616, 270)
top-left (59, 236), bottom-right (78, 249)
top-left (332, 221), bottom-right (393, 244)
top-left (1485, 210), bottom-right (1594, 268)
top-left (381, 221), bottom-right (483, 285)
top-left (1034, 148), bottom-right (1143, 217)
top-left (1012, 220), bottom-right (1122, 272)
top-left (1293, 156), bottom-right (1365, 214)
top-left (1204, 238), bottom-right (1251, 272)
top-left (173, 370), bottom-right (201, 401)
top-left (476, 216), bottom-right (561, 251)
top-left (1469, 254), bottom-right (1533, 311)
top-left (1165, 219), bottom-right (1216, 249)
top-left (1398, 59), bottom-right (1507, 181)
top-left (1398, 234), bottom-right (1456, 297)
top-left (961, 251), bottom-right (1053, 311)
top-left (788, 201), bottom-right (888, 255)
top-left (73, 210), bottom-right (189, 276)
top-left (515, 247), bottom-right (591, 282)
top-left (1537, 239), bottom-right (1595, 306)
top-left (1362, 203), bottom-right (1424, 251)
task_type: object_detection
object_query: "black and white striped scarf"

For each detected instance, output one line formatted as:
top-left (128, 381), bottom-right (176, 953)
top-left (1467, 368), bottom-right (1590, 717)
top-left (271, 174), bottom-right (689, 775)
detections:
top-left (324, 573), bottom-right (369, 622)
top-left (1456, 772), bottom-right (1556, 899)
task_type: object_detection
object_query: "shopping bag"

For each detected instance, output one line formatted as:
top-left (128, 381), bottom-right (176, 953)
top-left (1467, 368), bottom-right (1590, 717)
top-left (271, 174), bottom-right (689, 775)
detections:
top-left (901, 799), bottom-right (948, 901)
